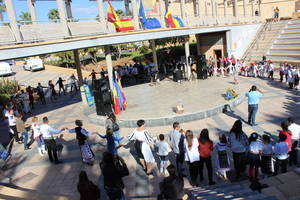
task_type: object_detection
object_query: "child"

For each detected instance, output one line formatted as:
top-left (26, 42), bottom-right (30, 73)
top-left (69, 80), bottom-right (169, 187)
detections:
top-left (248, 132), bottom-right (262, 181)
top-left (98, 128), bottom-right (123, 155)
top-left (214, 134), bottom-right (230, 180)
top-left (261, 135), bottom-right (273, 177)
top-left (198, 129), bottom-right (215, 185)
top-left (155, 134), bottom-right (171, 175)
top-left (31, 116), bottom-right (46, 156)
top-left (273, 134), bottom-right (289, 175)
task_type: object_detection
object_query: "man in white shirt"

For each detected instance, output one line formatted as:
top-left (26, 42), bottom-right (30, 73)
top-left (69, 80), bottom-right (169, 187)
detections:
top-left (7, 109), bottom-right (21, 143)
top-left (274, 134), bottom-right (289, 175)
top-left (169, 122), bottom-right (185, 176)
top-left (288, 117), bottom-right (300, 165)
top-left (40, 117), bottom-right (66, 164)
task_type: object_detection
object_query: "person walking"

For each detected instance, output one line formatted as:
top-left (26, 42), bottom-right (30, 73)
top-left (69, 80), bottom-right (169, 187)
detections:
top-left (40, 117), bottom-right (65, 164)
top-left (48, 80), bottom-right (57, 101)
top-left (128, 120), bottom-right (155, 175)
top-left (36, 83), bottom-right (46, 104)
top-left (68, 120), bottom-right (96, 165)
top-left (155, 134), bottom-right (171, 175)
top-left (184, 130), bottom-right (200, 186)
top-left (100, 152), bottom-right (129, 200)
top-left (26, 86), bottom-right (35, 109)
top-left (32, 116), bottom-right (46, 156)
top-left (169, 122), bottom-right (185, 176)
top-left (89, 69), bottom-right (98, 88)
top-left (56, 77), bottom-right (66, 96)
top-left (98, 128), bottom-right (123, 155)
top-left (198, 129), bottom-right (216, 185)
top-left (105, 112), bottom-right (122, 145)
top-left (7, 109), bottom-right (21, 143)
top-left (69, 74), bottom-right (78, 92)
top-left (228, 120), bottom-right (249, 180)
top-left (16, 114), bottom-right (31, 150)
top-left (77, 171), bottom-right (100, 200)
top-left (245, 85), bottom-right (263, 126)
top-left (273, 7), bottom-right (280, 22)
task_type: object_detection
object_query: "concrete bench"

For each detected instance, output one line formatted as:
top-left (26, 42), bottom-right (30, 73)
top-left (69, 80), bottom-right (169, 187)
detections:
top-left (0, 26), bottom-right (16, 44)
top-left (68, 21), bottom-right (106, 37)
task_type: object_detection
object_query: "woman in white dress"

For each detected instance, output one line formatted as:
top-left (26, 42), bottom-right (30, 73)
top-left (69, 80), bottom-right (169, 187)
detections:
top-left (184, 130), bottom-right (200, 186)
top-left (128, 119), bottom-right (155, 175)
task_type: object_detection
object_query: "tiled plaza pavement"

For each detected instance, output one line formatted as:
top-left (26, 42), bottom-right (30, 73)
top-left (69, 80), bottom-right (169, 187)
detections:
top-left (0, 66), bottom-right (299, 199)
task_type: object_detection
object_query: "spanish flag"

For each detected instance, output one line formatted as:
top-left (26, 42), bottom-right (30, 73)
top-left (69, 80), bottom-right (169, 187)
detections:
top-left (107, 1), bottom-right (134, 32)
top-left (165, 7), bottom-right (184, 28)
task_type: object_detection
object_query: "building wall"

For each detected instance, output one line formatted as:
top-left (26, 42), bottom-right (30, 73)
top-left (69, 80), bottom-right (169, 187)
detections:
top-left (197, 32), bottom-right (227, 59)
top-left (168, 0), bottom-right (296, 19)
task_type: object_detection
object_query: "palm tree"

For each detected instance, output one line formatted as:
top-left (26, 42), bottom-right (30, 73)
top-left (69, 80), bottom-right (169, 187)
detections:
top-left (48, 8), bottom-right (59, 22)
top-left (19, 11), bottom-right (32, 24)
top-left (0, 0), bottom-right (5, 22)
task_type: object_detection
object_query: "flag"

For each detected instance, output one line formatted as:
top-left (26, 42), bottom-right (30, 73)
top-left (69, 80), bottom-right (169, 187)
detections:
top-left (112, 81), bottom-right (121, 114)
top-left (139, 0), bottom-right (162, 29)
top-left (165, 7), bottom-right (184, 28)
top-left (118, 79), bottom-right (127, 109)
top-left (107, 0), bottom-right (134, 32)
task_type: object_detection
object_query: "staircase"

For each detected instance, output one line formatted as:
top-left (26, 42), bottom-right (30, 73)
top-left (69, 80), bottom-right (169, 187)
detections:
top-left (243, 20), bottom-right (288, 62)
top-left (266, 19), bottom-right (300, 63)
top-left (188, 183), bottom-right (277, 200)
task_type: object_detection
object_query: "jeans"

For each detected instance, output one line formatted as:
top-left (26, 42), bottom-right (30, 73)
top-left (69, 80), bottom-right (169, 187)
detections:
top-left (199, 156), bottom-right (213, 183)
top-left (113, 130), bottom-right (121, 145)
top-left (9, 125), bottom-right (20, 142)
top-left (248, 104), bottom-right (258, 125)
top-left (21, 132), bottom-right (29, 149)
top-left (176, 153), bottom-right (185, 176)
top-left (105, 187), bottom-right (125, 200)
top-left (274, 158), bottom-right (288, 175)
top-left (289, 140), bottom-right (299, 166)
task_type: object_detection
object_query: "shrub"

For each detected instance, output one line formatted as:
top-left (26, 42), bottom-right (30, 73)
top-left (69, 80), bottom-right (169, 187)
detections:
top-left (0, 79), bottom-right (19, 95)
top-left (139, 45), bottom-right (149, 54)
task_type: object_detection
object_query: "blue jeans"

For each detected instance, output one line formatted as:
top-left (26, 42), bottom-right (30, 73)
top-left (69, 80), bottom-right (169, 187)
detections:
top-left (113, 130), bottom-right (122, 145)
top-left (248, 104), bottom-right (258, 125)
top-left (22, 132), bottom-right (29, 149)
top-left (105, 187), bottom-right (125, 200)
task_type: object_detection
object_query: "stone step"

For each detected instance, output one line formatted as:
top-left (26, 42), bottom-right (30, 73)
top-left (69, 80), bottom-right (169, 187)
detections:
top-left (287, 23), bottom-right (300, 28)
top-left (290, 19), bottom-right (300, 23)
top-left (283, 28), bottom-right (300, 33)
top-left (280, 32), bottom-right (300, 37)
top-left (267, 54), bottom-right (300, 61)
top-left (272, 43), bottom-right (300, 48)
top-left (269, 49), bottom-right (300, 54)
top-left (276, 37), bottom-right (300, 43)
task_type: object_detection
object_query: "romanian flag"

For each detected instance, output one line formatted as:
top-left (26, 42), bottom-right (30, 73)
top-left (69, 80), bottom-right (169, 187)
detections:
top-left (112, 78), bottom-right (127, 114)
top-left (107, 1), bottom-right (134, 32)
top-left (165, 7), bottom-right (184, 28)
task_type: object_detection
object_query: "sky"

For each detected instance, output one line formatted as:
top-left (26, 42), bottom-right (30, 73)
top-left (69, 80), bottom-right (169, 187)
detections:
top-left (2, 0), bottom-right (126, 22)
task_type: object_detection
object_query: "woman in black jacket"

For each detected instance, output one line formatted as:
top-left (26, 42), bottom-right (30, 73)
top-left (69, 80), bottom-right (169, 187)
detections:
top-left (100, 151), bottom-right (129, 200)
top-left (77, 171), bottom-right (100, 200)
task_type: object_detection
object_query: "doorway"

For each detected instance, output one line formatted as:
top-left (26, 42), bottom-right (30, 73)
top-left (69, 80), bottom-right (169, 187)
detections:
top-left (214, 49), bottom-right (222, 67)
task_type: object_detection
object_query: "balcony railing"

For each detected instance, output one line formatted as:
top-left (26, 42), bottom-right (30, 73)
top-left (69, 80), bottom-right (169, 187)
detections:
top-left (0, 15), bottom-right (262, 46)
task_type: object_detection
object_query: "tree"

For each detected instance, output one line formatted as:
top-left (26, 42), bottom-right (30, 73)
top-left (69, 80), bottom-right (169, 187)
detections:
top-left (19, 12), bottom-right (32, 24)
top-left (116, 9), bottom-right (125, 17)
top-left (0, 0), bottom-right (5, 21)
top-left (155, 36), bottom-right (189, 47)
top-left (48, 8), bottom-right (59, 22)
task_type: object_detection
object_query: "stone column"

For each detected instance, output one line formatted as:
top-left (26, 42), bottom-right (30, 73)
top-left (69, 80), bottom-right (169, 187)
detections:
top-left (96, 0), bottom-right (105, 25)
top-left (205, 0), bottom-right (208, 17)
top-left (224, 0), bottom-right (227, 16)
top-left (251, 1), bottom-right (255, 16)
top-left (104, 46), bottom-right (114, 93)
top-left (258, 0), bottom-right (261, 16)
top-left (150, 40), bottom-right (158, 70)
top-left (243, 0), bottom-right (247, 16)
top-left (65, 0), bottom-right (72, 19)
top-left (193, 0), bottom-right (198, 16)
top-left (56, 0), bottom-right (69, 35)
top-left (124, 0), bottom-right (130, 16)
top-left (226, 30), bottom-right (232, 57)
top-left (196, 34), bottom-right (201, 55)
top-left (233, 0), bottom-right (238, 17)
top-left (73, 49), bottom-right (83, 87)
top-left (180, 0), bottom-right (186, 22)
top-left (27, 0), bottom-right (37, 24)
top-left (131, 0), bottom-right (139, 30)
top-left (4, 0), bottom-right (22, 41)
top-left (211, 0), bottom-right (215, 17)
top-left (158, 0), bottom-right (166, 27)
top-left (184, 38), bottom-right (191, 79)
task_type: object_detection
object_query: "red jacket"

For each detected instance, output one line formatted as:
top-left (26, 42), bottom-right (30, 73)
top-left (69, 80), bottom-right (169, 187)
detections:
top-left (198, 140), bottom-right (213, 158)
top-left (279, 131), bottom-right (292, 151)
